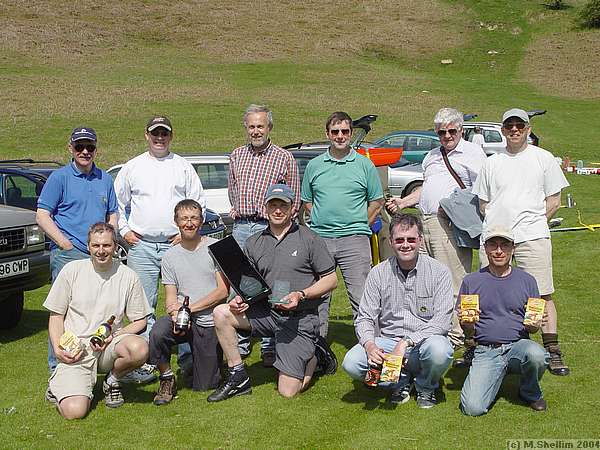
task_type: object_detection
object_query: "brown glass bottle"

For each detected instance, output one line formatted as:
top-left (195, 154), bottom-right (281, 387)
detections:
top-left (364, 362), bottom-right (382, 387)
top-left (174, 296), bottom-right (191, 333)
top-left (90, 315), bottom-right (115, 347)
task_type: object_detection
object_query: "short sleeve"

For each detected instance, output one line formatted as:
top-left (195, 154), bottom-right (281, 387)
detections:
top-left (543, 155), bottom-right (569, 197)
top-left (365, 160), bottom-right (384, 201)
top-left (125, 272), bottom-right (151, 321)
top-left (42, 264), bottom-right (74, 314)
top-left (308, 231), bottom-right (335, 276)
top-left (37, 170), bottom-right (63, 213)
top-left (300, 160), bottom-right (315, 203)
top-left (161, 251), bottom-right (177, 286)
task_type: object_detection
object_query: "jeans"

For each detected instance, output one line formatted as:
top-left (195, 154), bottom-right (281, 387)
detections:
top-left (48, 246), bottom-right (89, 373)
top-left (126, 239), bottom-right (171, 340)
top-left (232, 218), bottom-right (273, 356)
top-left (318, 235), bottom-right (371, 338)
top-left (460, 339), bottom-right (549, 416)
top-left (342, 335), bottom-right (453, 394)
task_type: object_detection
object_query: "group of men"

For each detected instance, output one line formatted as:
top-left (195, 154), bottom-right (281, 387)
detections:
top-left (40, 104), bottom-right (568, 420)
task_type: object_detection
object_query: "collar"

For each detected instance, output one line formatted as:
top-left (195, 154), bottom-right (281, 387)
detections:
top-left (262, 221), bottom-right (298, 240)
top-left (247, 140), bottom-right (272, 155)
top-left (391, 254), bottom-right (419, 279)
top-left (441, 138), bottom-right (467, 156)
top-left (69, 160), bottom-right (100, 178)
top-left (324, 148), bottom-right (356, 163)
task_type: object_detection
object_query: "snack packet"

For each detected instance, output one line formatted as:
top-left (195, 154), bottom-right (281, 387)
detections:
top-left (524, 297), bottom-right (545, 326)
top-left (460, 294), bottom-right (480, 323)
top-left (380, 354), bottom-right (403, 383)
top-left (59, 330), bottom-right (81, 354)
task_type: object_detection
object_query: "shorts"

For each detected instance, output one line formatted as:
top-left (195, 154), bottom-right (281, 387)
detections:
top-left (246, 302), bottom-right (319, 380)
top-left (49, 334), bottom-right (132, 403)
top-left (514, 238), bottom-right (554, 296)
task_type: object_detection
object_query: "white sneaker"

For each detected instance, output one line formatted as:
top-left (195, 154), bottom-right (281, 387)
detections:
top-left (119, 363), bottom-right (157, 385)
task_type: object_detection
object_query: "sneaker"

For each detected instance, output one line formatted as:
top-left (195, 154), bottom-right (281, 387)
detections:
top-left (120, 363), bottom-right (158, 384)
top-left (207, 371), bottom-right (251, 403)
top-left (314, 336), bottom-right (337, 375)
top-left (416, 391), bottom-right (437, 409)
top-left (452, 346), bottom-right (475, 368)
top-left (390, 384), bottom-right (412, 405)
top-left (546, 345), bottom-right (570, 376)
top-left (153, 376), bottom-right (177, 406)
top-left (103, 376), bottom-right (124, 408)
top-left (261, 351), bottom-right (276, 368)
top-left (45, 386), bottom-right (57, 405)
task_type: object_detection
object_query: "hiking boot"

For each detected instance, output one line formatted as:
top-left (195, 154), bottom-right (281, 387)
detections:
top-left (452, 346), bottom-right (475, 368)
top-left (207, 371), bottom-right (251, 403)
top-left (153, 376), bottom-right (177, 406)
top-left (103, 376), bottom-right (124, 408)
top-left (45, 386), bottom-right (57, 405)
top-left (120, 363), bottom-right (158, 384)
top-left (528, 398), bottom-right (548, 412)
top-left (546, 345), bottom-right (570, 376)
top-left (390, 383), bottom-right (412, 405)
top-left (261, 351), bottom-right (276, 368)
top-left (314, 336), bottom-right (337, 375)
top-left (416, 391), bottom-right (437, 409)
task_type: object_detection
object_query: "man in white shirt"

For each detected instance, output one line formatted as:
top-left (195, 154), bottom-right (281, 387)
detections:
top-left (114, 116), bottom-right (206, 382)
top-left (386, 108), bottom-right (487, 354)
top-left (473, 108), bottom-right (570, 377)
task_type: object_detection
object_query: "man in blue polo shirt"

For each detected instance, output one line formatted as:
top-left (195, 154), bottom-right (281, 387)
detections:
top-left (37, 126), bottom-right (118, 373)
top-left (301, 111), bottom-right (384, 338)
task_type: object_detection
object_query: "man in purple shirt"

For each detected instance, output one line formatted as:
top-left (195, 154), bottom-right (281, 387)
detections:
top-left (458, 226), bottom-right (549, 415)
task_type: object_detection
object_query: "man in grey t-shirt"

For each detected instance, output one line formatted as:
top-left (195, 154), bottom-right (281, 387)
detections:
top-left (148, 200), bottom-right (229, 405)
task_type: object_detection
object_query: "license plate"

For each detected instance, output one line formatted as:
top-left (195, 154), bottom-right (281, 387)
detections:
top-left (0, 258), bottom-right (29, 279)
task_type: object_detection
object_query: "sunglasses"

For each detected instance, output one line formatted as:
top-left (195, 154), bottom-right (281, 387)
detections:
top-left (436, 128), bottom-right (460, 137)
top-left (329, 128), bottom-right (351, 136)
top-left (73, 143), bottom-right (96, 152)
top-left (150, 129), bottom-right (171, 137)
top-left (393, 237), bottom-right (419, 244)
top-left (502, 122), bottom-right (528, 130)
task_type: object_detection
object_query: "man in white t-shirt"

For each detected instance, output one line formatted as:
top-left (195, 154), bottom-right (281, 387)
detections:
top-left (473, 108), bottom-right (570, 377)
top-left (44, 223), bottom-right (151, 419)
top-left (114, 116), bottom-right (206, 382)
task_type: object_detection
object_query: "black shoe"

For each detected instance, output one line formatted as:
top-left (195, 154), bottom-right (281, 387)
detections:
top-left (452, 346), bottom-right (475, 368)
top-left (520, 394), bottom-right (547, 412)
top-left (546, 345), bottom-right (570, 376)
top-left (261, 351), bottom-right (276, 368)
top-left (390, 383), bottom-right (412, 405)
top-left (207, 371), bottom-right (251, 402)
top-left (314, 336), bottom-right (337, 375)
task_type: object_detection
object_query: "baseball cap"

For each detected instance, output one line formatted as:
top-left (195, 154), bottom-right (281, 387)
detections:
top-left (483, 225), bottom-right (514, 243)
top-left (502, 108), bottom-right (529, 124)
top-left (70, 127), bottom-right (97, 143)
top-left (264, 184), bottom-right (294, 204)
top-left (146, 116), bottom-right (173, 132)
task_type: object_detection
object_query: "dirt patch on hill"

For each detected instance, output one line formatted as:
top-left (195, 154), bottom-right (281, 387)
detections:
top-left (0, 0), bottom-right (470, 63)
top-left (522, 30), bottom-right (600, 99)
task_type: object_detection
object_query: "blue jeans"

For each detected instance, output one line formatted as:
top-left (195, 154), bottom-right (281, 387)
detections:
top-left (318, 235), bottom-right (372, 338)
top-left (127, 239), bottom-right (171, 340)
top-left (48, 246), bottom-right (89, 373)
top-left (460, 339), bottom-right (549, 416)
top-left (232, 218), bottom-right (273, 356)
top-left (342, 335), bottom-right (453, 394)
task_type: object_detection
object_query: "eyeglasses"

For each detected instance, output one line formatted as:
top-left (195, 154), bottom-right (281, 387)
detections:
top-left (150, 129), bottom-right (171, 137)
top-left (484, 240), bottom-right (513, 250)
top-left (73, 143), bottom-right (96, 152)
top-left (329, 128), bottom-right (351, 136)
top-left (436, 128), bottom-right (459, 137)
top-left (393, 237), bottom-right (419, 244)
top-left (502, 122), bottom-right (528, 130)
top-left (177, 216), bottom-right (202, 224)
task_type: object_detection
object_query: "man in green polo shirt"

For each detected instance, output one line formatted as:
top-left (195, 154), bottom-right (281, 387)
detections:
top-left (301, 111), bottom-right (384, 339)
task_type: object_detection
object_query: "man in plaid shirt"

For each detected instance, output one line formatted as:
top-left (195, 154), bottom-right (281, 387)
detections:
top-left (228, 104), bottom-right (300, 366)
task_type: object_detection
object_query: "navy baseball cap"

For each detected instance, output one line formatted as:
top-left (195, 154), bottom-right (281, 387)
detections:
top-left (146, 116), bottom-right (173, 132)
top-left (70, 127), bottom-right (97, 143)
top-left (264, 184), bottom-right (294, 204)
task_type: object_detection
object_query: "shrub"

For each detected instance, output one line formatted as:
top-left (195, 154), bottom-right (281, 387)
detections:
top-left (579, 0), bottom-right (600, 28)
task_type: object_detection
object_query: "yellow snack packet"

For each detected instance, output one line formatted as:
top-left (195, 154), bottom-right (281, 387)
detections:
top-left (460, 294), bottom-right (480, 323)
top-left (380, 354), bottom-right (403, 383)
top-left (524, 297), bottom-right (545, 326)
top-left (59, 330), bottom-right (81, 354)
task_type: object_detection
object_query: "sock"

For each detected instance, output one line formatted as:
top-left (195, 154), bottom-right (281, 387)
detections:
top-left (229, 363), bottom-right (246, 376)
top-left (160, 369), bottom-right (174, 380)
top-left (106, 372), bottom-right (119, 386)
top-left (542, 333), bottom-right (559, 349)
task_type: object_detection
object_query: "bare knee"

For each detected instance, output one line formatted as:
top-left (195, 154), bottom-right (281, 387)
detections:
top-left (278, 375), bottom-right (302, 398)
top-left (58, 396), bottom-right (90, 420)
top-left (119, 336), bottom-right (149, 364)
top-left (213, 304), bottom-right (235, 329)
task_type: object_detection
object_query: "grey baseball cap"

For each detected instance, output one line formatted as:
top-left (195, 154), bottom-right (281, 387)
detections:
top-left (264, 184), bottom-right (294, 204)
top-left (502, 108), bottom-right (529, 124)
top-left (483, 225), bottom-right (514, 243)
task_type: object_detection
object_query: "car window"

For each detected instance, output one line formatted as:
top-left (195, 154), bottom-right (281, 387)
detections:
top-left (194, 163), bottom-right (229, 190)
top-left (3, 174), bottom-right (41, 211)
top-left (484, 130), bottom-right (503, 143)
top-left (382, 136), bottom-right (406, 147)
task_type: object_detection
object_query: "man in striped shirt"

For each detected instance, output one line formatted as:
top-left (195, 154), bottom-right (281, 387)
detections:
top-left (342, 213), bottom-right (454, 409)
top-left (227, 104), bottom-right (300, 366)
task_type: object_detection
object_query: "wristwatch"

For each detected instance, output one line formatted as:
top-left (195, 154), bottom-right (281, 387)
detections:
top-left (298, 290), bottom-right (307, 302)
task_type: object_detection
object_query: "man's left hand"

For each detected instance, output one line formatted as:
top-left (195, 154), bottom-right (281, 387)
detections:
top-left (390, 340), bottom-right (409, 363)
top-left (275, 291), bottom-right (302, 311)
top-left (90, 333), bottom-right (113, 353)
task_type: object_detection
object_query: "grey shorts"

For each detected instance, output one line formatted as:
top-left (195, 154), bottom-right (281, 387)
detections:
top-left (247, 303), bottom-right (319, 380)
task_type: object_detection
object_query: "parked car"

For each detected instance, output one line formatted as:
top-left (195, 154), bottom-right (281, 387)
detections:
top-left (371, 130), bottom-right (440, 163)
top-left (0, 205), bottom-right (50, 329)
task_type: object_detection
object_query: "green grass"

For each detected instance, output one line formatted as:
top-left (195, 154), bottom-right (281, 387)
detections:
top-left (1, 0), bottom-right (600, 448)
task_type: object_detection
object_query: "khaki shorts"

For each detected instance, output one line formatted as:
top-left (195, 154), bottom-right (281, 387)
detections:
top-left (49, 334), bottom-right (132, 403)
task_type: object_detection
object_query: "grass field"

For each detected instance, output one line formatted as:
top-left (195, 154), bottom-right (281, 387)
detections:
top-left (1, 0), bottom-right (600, 448)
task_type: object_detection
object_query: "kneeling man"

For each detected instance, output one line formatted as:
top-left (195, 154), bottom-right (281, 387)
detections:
top-left (342, 213), bottom-right (454, 409)
top-left (45, 223), bottom-right (150, 419)
top-left (459, 226), bottom-right (549, 415)
top-left (208, 184), bottom-right (338, 401)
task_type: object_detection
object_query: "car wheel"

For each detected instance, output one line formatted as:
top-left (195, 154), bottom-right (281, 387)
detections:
top-left (116, 238), bottom-right (130, 265)
top-left (403, 181), bottom-right (423, 198)
top-left (0, 291), bottom-right (24, 330)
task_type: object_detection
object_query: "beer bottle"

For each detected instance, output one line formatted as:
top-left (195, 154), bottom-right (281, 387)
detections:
top-left (174, 296), bottom-right (191, 333)
top-left (364, 362), bottom-right (382, 387)
top-left (90, 315), bottom-right (115, 347)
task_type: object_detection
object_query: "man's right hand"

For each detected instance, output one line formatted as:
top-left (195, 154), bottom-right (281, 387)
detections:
top-left (385, 197), bottom-right (400, 214)
top-left (364, 341), bottom-right (386, 366)
top-left (123, 231), bottom-right (141, 246)
top-left (228, 296), bottom-right (249, 315)
top-left (55, 346), bottom-right (83, 365)
top-left (60, 240), bottom-right (74, 251)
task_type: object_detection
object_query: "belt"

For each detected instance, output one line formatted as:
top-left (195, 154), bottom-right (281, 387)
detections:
top-left (236, 216), bottom-right (267, 223)
top-left (477, 342), bottom-right (506, 348)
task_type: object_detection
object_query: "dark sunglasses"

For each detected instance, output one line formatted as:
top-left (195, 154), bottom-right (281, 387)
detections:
top-left (502, 122), bottom-right (527, 130)
top-left (436, 128), bottom-right (459, 137)
top-left (73, 143), bottom-right (96, 152)
top-left (393, 237), bottom-right (419, 244)
top-left (150, 129), bottom-right (171, 137)
top-left (329, 128), bottom-right (351, 136)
